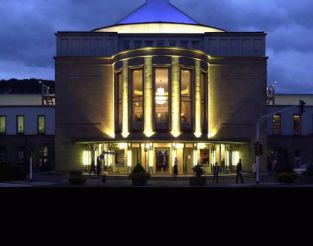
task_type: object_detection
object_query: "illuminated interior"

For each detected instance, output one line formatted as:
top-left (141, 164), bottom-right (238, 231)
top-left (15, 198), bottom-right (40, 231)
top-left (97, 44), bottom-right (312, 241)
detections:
top-left (155, 68), bottom-right (169, 129)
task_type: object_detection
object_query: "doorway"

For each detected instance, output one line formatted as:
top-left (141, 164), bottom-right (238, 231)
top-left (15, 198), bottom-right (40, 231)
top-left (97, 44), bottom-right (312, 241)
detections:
top-left (183, 148), bottom-right (193, 175)
top-left (155, 147), bottom-right (170, 174)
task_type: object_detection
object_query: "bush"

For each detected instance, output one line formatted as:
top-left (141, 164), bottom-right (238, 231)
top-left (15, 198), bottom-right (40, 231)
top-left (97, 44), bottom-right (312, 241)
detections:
top-left (129, 163), bottom-right (149, 186)
top-left (276, 171), bottom-right (297, 183)
top-left (0, 165), bottom-right (26, 181)
top-left (192, 164), bottom-right (204, 177)
top-left (68, 170), bottom-right (87, 185)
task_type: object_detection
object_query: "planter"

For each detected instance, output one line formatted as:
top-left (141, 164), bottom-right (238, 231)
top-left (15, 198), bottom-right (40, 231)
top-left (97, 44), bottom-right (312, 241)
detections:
top-left (189, 177), bottom-right (207, 186)
top-left (68, 175), bottom-right (87, 185)
top-left (132, 177), bottom-right (147, 186)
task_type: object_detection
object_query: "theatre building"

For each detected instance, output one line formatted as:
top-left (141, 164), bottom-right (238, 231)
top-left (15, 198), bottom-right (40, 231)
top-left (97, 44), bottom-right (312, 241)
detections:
top-left (55, 0), bottom-right (267, 175)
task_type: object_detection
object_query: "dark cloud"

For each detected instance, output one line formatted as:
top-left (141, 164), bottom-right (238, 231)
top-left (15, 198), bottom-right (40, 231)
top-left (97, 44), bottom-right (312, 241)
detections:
top-left (0, 0), bottom-right (312, 93)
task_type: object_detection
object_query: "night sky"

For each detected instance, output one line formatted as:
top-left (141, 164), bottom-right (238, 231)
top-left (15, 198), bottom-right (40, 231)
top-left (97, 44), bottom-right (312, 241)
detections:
top-left (1, 0), bottom-right (313, 93)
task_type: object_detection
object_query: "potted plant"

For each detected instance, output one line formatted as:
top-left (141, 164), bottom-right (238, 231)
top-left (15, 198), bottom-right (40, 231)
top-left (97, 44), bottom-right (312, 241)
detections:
top-left (129, 163), bottom-right (149, 186)
top-left (68, 170), bottom-right (87, 185)
top-left (190, 164), bottom-right (206, 186)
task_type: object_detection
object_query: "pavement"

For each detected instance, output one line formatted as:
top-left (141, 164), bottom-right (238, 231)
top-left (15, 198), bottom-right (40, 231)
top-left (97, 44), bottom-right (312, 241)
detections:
top-left (1, 171), bottom-right (313, 188)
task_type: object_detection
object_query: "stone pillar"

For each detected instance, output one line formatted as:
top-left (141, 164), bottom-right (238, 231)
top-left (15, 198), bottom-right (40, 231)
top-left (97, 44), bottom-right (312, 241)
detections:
top-left (194, 60), bottom-right (201, 137)
top-left (171, 56), bottom-right (180, 137)
top-left (144, 57), bottom-right (154, 137)
top-left (122, 60), bottom-right (129, 138)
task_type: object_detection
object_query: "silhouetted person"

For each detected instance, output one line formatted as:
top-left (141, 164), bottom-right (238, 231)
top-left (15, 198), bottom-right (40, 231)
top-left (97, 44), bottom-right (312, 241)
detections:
top-left (212, 162), bottom-right (219, 184)
top-left (96, 157), bottom-right (101, 176)
top-left (90, 161), bottom-right (96, 175)
top-left (236, 159), bottom-right (244, 184)
top-left (173, 157), bottom-right (178, 178)
top-left (220, 158), bottom-right (225, 173)
top-left (252, 161), bottom-right (256, 178)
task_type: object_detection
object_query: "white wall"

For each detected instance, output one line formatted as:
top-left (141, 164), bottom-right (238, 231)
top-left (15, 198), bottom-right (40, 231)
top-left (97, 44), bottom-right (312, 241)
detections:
top-left (0, 107), bottom-right (55, 135)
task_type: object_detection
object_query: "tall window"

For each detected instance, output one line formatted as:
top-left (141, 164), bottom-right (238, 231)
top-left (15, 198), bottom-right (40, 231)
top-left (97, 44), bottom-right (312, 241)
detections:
top-left (117, 72), bottom-right (123, 131)
top-left (17, 115), bottom-right (24, 134)
top-left (293, 115), bottom-right (301, 135)
top-left (272, 114), bottom-right (281, 135)
top-left (155, 68), bottom-right (169, 130)
top-left (181, 69), bottom-right (192, 129)
top-left (200, 72), bottom-right (207, 131)
top-left (38, 115), bottom-right (46, 134)
top-left (0, 115), bottom-right (6, 134)
top-left (131, 69), bottom-right (143, 130)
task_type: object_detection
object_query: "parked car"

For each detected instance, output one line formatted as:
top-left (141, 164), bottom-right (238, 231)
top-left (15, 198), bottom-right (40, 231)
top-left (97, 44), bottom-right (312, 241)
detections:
top-left (293, 164), bottom-right (307, 175)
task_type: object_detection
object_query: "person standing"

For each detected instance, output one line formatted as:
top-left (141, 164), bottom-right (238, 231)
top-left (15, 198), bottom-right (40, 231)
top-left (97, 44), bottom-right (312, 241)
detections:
top-left (212, 162), bottom-right (219, 184)
top-left (236, 159), bottom-right (244, 184)
top-left (173, 157), bottom-right (178, 178)
top-left (252, 161), bottom-right (256, 178)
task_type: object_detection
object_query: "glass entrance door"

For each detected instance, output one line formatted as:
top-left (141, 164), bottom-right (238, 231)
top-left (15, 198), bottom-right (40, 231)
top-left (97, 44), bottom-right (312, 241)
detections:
top-left (155, 147), bottom-right (170, 174)
top-left (183, 148), bottom-right (193, 175)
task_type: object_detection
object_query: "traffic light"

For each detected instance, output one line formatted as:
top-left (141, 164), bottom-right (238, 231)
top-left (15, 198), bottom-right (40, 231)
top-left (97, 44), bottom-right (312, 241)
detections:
top-left (254, 142), bottom-right (259, 156)
top-left (259, 143), bottom-right (263, 156)
top-left (299, 100), bottom-right (306, 115)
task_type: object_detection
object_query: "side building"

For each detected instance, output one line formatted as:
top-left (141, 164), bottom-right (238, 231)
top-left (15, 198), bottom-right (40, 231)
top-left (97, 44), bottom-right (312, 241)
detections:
top-left (0, 94), bottom-right (55, 170)
top-left (267, 94), bottom-right (313, 168)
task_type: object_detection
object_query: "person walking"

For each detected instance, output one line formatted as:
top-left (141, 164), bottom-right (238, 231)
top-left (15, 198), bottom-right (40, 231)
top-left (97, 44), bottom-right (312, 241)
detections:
top-left (236, 159), bottom-right (244, 184)
top-left (173, 157), bottom-right (178, 178)
top-left (212, 162), bottom-right (219, 184)
top-left (252, 161), bottom-right (256, 178)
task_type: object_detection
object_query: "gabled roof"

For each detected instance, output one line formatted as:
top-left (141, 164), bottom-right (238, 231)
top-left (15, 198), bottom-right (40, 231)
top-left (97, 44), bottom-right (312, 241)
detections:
top-left (118, 0), bottom-right (198, 25)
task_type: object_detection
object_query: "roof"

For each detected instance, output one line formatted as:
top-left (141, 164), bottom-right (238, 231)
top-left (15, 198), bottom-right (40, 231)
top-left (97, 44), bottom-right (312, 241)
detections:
top-left (273, 94), bottom-right (313, 106)
top-left (118, 0), bottom-right (198, 25)
top-left (0, 94), bottom-right (42, 106)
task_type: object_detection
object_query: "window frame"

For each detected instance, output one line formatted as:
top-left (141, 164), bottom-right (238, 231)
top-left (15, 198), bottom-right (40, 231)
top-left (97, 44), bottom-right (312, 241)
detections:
top-left (293, 114), bottom-right (301, 135)
top-left (200, 70), bottom-right (208, 133)
top-left (129, 66), bottom-right (144, 132)
top-left (180, 66), bottom-right (194, 132)
top-left (0, 115), bottom-right (6, 135)
top-left (153, 65), bottom-right (171, 132)
top-left (16, 115), bottom-right (24, 135)
top-left (115, 70), bottom-right (123, 134)
top-left (37, 115), bottom-right (46, 135)
top-left (272, 114), bottom-right (281, 135)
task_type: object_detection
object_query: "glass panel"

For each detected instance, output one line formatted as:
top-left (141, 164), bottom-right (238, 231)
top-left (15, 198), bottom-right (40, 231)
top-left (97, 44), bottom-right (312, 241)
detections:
top-left (17, 116), bottom-right (24, 134)
top-left (192, 41), bottom-right (200, 49)
top-left (272, 114), bottom-right (281, 134)
top-left (180, 41), bottom-right (188, 48)
top-left (0, 116), bottom-right (5, 134)
top-left (293, 115), bottom-right (301, 134)
top-left (155, 148), bottom-right (170, 173)
top-left (115, 150), bottom-right (125, 167)
top-left (132, 69), bottom-right (143, 129)
top-left (134, 41), bottom-right (142, 49)
top-left (181, 69), bottom-right (192, 129)
top-left (155, 68), bottom-right (169, 129)
top-left (118, 72), bottom-right (123, 129)
top-left (201, 72), bottom-right (206, 130)
top-left (38, 116), bottom-right (45, 134)
top-left (145, 40), bottom-right (154, 47)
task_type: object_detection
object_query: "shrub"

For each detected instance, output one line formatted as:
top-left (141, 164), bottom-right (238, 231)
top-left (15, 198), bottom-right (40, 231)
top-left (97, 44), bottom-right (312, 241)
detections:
top-left (68, 170), bottom-right (87, 185)
top-left (192, 164), bottom-right (204, 177)
top-left (0, 165), bottom-right (26, 181)
top-left (276, 171), bottom-right (297, 183)
top-left (129, 163), bottom-right (149, 185)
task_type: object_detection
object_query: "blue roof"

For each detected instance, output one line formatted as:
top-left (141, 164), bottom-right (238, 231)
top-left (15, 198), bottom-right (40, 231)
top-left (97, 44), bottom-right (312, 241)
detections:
top-left (118, 0), bottom-right (198, 25)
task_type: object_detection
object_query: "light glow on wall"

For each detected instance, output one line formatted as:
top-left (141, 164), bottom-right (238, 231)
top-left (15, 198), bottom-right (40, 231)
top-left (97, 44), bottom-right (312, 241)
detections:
top-left (122, 60), bottom-right (129, 138)
top-left (95, 23), bottom-right (225, 34)
top-left (127, 149), bottom-right (132, 167)
top-left (232, 151), bottom-right (240, 166)
top-left (83, 150), bottom-right (91, 166)
top-left (171, 56), bottom-right (181, 138)
top-left (144, 57), bottom-right (154, 137)
top-left (194, 60), bottom-right (202, 138)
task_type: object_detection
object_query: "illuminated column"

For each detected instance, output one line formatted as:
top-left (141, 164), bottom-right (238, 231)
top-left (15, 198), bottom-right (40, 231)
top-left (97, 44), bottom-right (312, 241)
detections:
top-left (144, 57), bottom-right (154, 137)
top-left (171, 56), bottom-right (180, 137)
top-left (207, 62), bottom-right (214, 138)
top-left (193, 143), bottom-right (198, 166)
top-left (194, 60), bottom-right (201, 138)
top-left (122, 60), bottom-right (129, 138)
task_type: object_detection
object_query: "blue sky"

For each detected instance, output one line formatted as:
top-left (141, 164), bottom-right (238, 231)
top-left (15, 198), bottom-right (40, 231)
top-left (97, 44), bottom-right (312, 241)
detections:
top-left (0, 0), bottom-right (313, 93)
